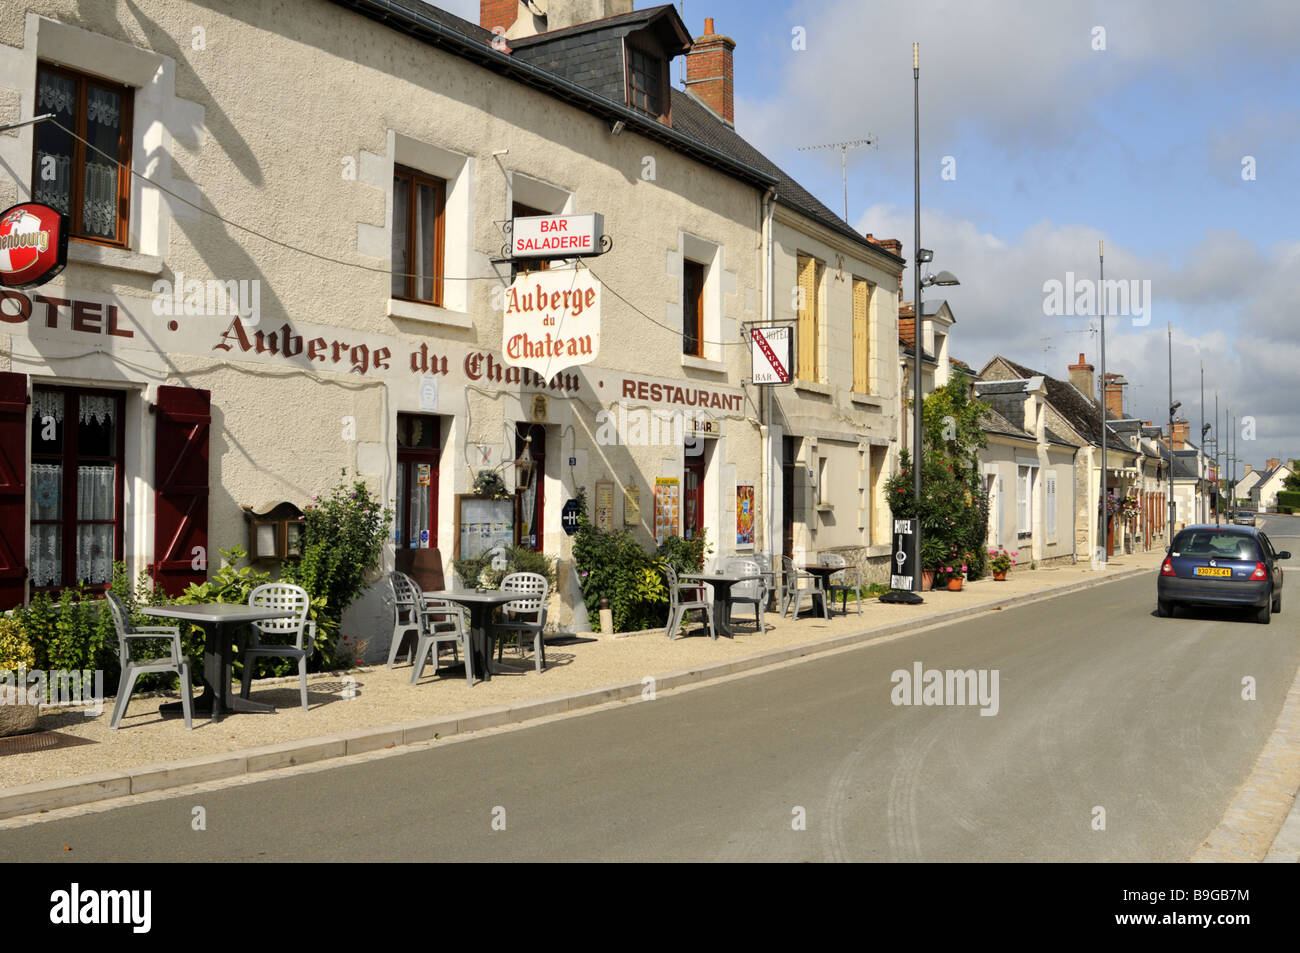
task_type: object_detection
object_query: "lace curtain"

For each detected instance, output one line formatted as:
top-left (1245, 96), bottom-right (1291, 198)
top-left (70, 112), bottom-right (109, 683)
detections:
top-left (37, 73), bottom-right (75, 116)
top-left (31, 389), bottom-right (64, 425)
top-left (79, 394), bottom-right (116, 426)
top-left (33, 151), bottom-right (72, 215)
top-left (76, 467), bottom-right (115, 586)
top-left (82, 161), bottom-right (118, 237)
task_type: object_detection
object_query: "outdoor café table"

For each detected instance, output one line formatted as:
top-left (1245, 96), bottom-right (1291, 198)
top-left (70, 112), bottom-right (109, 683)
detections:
top-left (796, 565), bottom-right (836, 618)
top-left (680, 572), bottom-right (761, 639)
top-left (421, 588), bottom-right (519, 684)
top-left (141, 603), bottom-right (289, 721)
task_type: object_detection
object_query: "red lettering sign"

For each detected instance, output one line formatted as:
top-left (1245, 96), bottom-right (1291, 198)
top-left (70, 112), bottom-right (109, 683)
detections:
top-left (0, 203), bottom-right (69, 289)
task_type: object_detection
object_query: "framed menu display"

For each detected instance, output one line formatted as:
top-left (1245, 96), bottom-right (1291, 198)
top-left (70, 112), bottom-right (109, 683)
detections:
top-left (455, 494), bottom-right (518, 560)
top-left (594, 481), bottom-right (615, 533)
top-left (654, 477), bottom-right (679, 545)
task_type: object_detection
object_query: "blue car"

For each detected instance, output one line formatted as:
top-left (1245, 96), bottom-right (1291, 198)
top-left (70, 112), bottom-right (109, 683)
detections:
top-left (1157, 525), bottom-right (1288, 624)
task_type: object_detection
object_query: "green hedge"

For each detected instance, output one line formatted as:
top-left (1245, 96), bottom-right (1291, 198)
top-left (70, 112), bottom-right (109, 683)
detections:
top-left (1276, 490), bottom-right (1300, 510)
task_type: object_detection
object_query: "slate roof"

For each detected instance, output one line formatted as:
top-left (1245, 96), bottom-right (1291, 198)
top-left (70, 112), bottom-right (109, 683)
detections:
top-left (991, 356), bottom-right (1132, 454)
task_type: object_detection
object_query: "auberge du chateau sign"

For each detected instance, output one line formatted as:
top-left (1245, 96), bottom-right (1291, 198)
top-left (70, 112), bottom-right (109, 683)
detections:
top-left (0, 202), bottom-right (69, 289)
top-left (502, 269), bottom-right (600, 378)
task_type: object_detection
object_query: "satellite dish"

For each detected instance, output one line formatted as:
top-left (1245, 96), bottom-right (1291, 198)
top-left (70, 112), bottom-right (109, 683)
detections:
top-left (525, 0), bottom-right (548, 16)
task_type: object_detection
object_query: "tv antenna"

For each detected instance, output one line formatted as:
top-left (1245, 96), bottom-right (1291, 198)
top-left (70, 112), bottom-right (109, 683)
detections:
top-left (797, 136), bottom-right (877, 222)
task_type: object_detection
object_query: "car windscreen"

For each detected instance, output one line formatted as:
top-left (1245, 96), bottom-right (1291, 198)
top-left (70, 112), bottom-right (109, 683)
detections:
top-left (1171, 530), bottom-right (1260, 560)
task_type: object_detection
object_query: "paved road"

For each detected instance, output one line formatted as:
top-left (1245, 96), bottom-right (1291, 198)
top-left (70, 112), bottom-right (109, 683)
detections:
top-left (3, 546), bottom-right (1298, 862)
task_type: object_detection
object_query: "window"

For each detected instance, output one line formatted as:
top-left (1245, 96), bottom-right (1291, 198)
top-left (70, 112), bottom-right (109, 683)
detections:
top-left (796, 253), bottom-right (823, 381)
top-left (852, 277), bottom-right (872, 393)
top-left (627, 46), bottom-right (663, 117)
top-left (392, 166), bottom-right (446, 306)
top-left (684, 452), bottom-right (705, 541)
top-left (516, 424), bottom-right (545, 552)
top-left (1045, 471), bottom-right (1057, 540)
top-left (817, 456), bottom-right (829, 505)
top-left (396, 414), bottom-right (440, 550)
top-left (29, 386), bottom-right (125, 591)
top-left (33, 63), bottom-right (133, 246)
top-left (1017, 465), bottom-right (1034, 537)
top-left (683, 259), bottom-right (706, 357)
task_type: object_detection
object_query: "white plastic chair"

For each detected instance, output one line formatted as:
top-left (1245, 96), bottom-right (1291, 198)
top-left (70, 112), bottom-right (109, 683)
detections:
top-left (819, 552), bottom-right (862, 616)
top-left (723, 557), bottom-right (768, 635)
top-left (411, 595), bottom-right (472, 686)
top-left (106, 592), bottom-right (193, 730)
top-left (664, 564), bottom-right (715, 640)
top-left (780, 555), bottom-right (827, 620)
top-left (240, 583), bottom-right (316, 711)
top-left (386, 571), bottom-right (421, 669)
top-left (493, 572), bottom-right (549, 674)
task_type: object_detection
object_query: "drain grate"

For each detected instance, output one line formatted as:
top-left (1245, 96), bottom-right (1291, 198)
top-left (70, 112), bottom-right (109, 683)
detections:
top-left (0, 730), bottom-right (97, 756)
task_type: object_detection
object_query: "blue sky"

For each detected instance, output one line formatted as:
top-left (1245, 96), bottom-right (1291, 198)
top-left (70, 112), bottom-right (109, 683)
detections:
top-left (441, 0), bottom-right (1300, 465)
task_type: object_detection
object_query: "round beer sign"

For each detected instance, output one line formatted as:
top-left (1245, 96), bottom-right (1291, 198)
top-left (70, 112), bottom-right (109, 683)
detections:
top-left (0, 202), bottom-right (69, 289)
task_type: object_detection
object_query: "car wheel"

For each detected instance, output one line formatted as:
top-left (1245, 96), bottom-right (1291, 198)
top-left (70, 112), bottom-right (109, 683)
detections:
top-left (1273, 592), bottom-right (1282, 613)
top-left (1157, 600), bottom-right (1173, 618)
top-left (1256, 599), bottom-right (1271, 624)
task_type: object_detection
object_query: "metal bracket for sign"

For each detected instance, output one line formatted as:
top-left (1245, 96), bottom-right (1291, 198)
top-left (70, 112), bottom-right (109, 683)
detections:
top-left (490, 216), bottom-right (612, 265)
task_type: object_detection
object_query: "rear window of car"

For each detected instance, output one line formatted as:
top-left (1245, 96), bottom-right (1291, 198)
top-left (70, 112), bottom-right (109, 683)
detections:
top-left (1171, 530), bottom-right (1260, 560)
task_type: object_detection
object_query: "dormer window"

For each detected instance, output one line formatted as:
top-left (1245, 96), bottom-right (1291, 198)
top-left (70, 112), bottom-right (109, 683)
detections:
top-left (627, 45), bottom-right (664, 117)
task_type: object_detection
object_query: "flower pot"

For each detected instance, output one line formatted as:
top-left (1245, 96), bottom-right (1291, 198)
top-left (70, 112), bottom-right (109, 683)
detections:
top-left (921, 569), bottom-right (936, 591)
top-left (947, 577), bottom-right (964, 591)
top-left (993, 571), bottom-right (1007, 581)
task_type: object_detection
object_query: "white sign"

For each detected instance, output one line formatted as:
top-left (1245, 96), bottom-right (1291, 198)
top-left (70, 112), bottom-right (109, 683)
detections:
top-left (512, 213), bottom-right (604, 259)
top-left (502, 269), bottom-right (601, 378)
top-left (751, 326), bottom-right (792, 384)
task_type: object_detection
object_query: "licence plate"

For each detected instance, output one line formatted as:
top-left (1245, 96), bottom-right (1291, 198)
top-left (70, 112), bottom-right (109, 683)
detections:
top-left (1195, 567), bottom-right (1232, 577)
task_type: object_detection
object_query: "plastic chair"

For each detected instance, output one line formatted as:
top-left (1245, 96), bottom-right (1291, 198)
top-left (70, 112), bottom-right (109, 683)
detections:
top-left (411, 596), bottom-right (472, 686)
top-left (664, 564), bottom-right (715, 640)
top-left (723, 557), bottom-right (768, 635)
top-left (493, 572), bottom-right (549, 674)
top-left (386, 571), bottom-right (421, 669)
top-left (753, 553), bottom-right (783, 612)
top-left (780, 555), bottom-right (827, 619)
top-left (240, 583), bottom-right (316, 711)
top-left (106, 592), bottom-right (194, 730)
top-left (819, 552), bottom-right (862, 616)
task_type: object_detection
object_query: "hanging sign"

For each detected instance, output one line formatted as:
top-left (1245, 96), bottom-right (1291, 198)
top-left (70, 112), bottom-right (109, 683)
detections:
top-left (751, 326), bottom-right (792, 385)
top-left (0, 203), bottom-right (69, 289)
top-left (502, 268), bottom-right (601, 379)
top-left (512, 213), bottom-right (604, 259)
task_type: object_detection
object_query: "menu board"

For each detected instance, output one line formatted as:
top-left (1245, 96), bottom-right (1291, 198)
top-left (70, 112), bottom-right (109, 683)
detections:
top-left (654, 477), bottom-right (679, 545)
top-left (456, 494), bottom-right (516, 560)
top-left (594, 481), bottom-right (615, 533)
top-left (624, 484), bottom-right (640, 526)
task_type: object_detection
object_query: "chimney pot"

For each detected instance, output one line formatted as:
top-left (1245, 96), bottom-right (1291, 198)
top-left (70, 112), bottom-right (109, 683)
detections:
top-left (705, 17), bottom-right (714, 33)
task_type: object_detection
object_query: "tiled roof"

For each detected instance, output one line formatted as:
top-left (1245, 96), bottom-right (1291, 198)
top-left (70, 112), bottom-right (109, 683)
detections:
top-left (509, 5), bottom-right (685, 48)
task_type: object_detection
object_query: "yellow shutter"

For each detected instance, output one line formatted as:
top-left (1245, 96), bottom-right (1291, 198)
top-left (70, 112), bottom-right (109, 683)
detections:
top-left (852, 278), bottom-right (870, 393)
top-left (797, 254), bottom-right (819, 380)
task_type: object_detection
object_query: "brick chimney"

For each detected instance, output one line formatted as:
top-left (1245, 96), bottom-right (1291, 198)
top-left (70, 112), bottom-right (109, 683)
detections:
top-left (864, 234), bottom-right (904, 306)
top-left (1102, 373), bottom-right (1126, 419)
top-left (1068, 353), bottom-right (1094, 401)
top-left (480, 0), bottom-right (520, 33)
top-left (1171, 419), bottom-right (1189, 449)
top-left (686, 18), bottom-right (736, 125)
top-left (1244, 464), bottom-right (1253, 475)
top-left (1267, 457), bottom-right (1280, 471)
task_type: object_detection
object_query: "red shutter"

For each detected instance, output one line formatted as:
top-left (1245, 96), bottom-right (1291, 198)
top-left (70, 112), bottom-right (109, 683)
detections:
top-left (152, 386), bottom-right (210, 596)
top-left (0, 372), bottom-right (27, 610)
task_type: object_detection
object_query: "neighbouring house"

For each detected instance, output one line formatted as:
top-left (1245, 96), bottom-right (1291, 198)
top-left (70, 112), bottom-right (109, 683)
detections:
top-left (1251, 460), bottom-right (1293, 513)
top-left (972, 377), bottom-right (1078, 566)
top-left (1232, 464), bottom-right (1262, 505)
top-left (980, 353), bottom-right (1169, 561)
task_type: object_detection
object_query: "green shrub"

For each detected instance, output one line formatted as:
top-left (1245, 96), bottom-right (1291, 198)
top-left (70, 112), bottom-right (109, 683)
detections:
top-left (283, 473), bottom-right (393, 669)
top-left (453, 546), bottom-right (557, 591)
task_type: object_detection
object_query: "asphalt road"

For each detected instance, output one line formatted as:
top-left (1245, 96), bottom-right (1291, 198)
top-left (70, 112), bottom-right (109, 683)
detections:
top-left (4, 525), bottom-right (1298, 862)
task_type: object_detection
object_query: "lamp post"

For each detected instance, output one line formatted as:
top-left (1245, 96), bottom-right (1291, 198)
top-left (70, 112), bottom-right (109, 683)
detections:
top-left (1097, 241), bottom-right (1107, 567)
top-left (1168, 323), bottom-right (1178, 533)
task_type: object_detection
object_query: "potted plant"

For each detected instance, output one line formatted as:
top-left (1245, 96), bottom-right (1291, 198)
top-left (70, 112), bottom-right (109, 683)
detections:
top-left (989, 548), bottom-right (1015, 581)
top-left (0, 617), bottom-right (39, 737)
top-left (944, 564), bottom-right (967, 591)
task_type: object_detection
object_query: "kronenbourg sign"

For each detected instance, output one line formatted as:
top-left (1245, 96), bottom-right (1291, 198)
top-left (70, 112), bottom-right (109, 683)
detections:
top-left (502, 268), bottom-right (601, 379)
top-left (0, 202), bottom-right (69, 289)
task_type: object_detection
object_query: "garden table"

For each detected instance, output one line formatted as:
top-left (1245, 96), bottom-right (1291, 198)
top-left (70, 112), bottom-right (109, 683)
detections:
top-left (680, 572), bottom-right (762, 639)
top-left (142, 604), bottom-right (288, 722)
top-left (421, 589), bottom-right (519, 684)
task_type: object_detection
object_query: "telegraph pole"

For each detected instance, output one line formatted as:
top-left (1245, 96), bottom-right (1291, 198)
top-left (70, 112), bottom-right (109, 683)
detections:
top-left (1097, 241), bottom-right (1108, 566)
